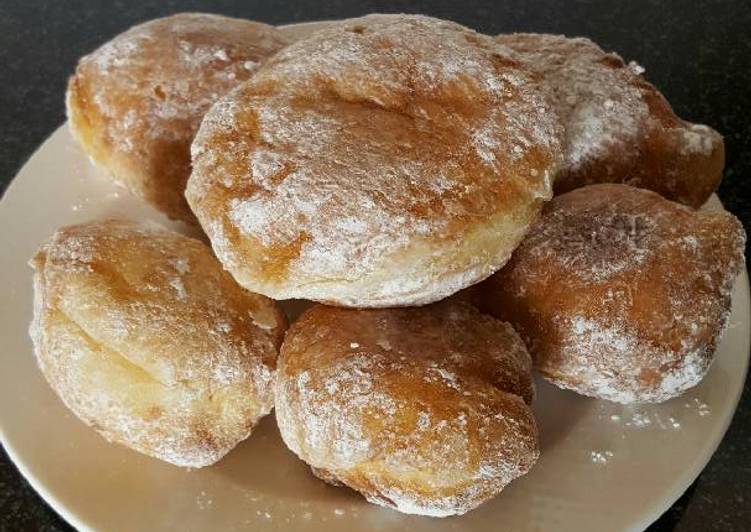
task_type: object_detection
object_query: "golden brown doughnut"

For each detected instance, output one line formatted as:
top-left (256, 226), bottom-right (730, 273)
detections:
top-left (66, 13), bottom-right (290, 223)
top-left (275, 301), bottom-right (538, 516)
top-left (187, 14), bottom-right (564, 307)
top-left (496, 33), bottom-right (724, 207)
top-left (481, 184), bottom-right (745, 403)
top-left (29, 219), bottom-right (287, 467)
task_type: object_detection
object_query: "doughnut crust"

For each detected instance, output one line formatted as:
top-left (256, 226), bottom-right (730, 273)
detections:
top-left (496, 33), bottom-right (725, 207)
top-left (275, 302), bottom-right (539, 516)
top-left (481, 184), bottom-right (745, 403)
top-left (29, 219), bottom-right (287, 467)
top-left (66, 13), bottom-right (290, 223)
top-left (187, 14), bottom-right (564, 307)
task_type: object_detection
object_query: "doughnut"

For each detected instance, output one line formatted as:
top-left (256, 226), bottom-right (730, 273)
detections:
top-left (496, 33), bottom-right (724, 207)
top-left (29, 219), bottom-right (287, 467)
top-left (66, 13), bottom-right (290, 223)
top-left (275, 301), bottom-right (539, 516)
top-left (187, 14), bottom-right (564, 307)
top-left (480, 184), bottom-right (745, 403)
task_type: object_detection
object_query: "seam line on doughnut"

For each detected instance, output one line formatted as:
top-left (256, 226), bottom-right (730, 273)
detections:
top-left (54, 308), bottom-right (169, 387)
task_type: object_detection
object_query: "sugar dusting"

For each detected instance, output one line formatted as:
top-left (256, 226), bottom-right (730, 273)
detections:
top-left (596, 396), bottom-right (713, 441)
top-left (590, 450), bottom-right (613, 465)
top-left (28, 219), bottom-right (286, 467)
top-left (524, 187), bottom-right (671, 284)
top-left (275, 302), bottom-right (539, 517)
top-left (196, 490), bottom-right (213, 510)
top-left (496, 34), bottom-right (647, 174)
top-left (78, 14), bottom-right (289, 149)
top-left (188, 14), bottom-right (563, 306)
top-left (685, 397), bottom-right (712, 416)
top-left (496, 33), bottom-right (723, 199)
top-left (681, 124), bottom-right (717, 156)
top-left (67, 13), bottom-right (290, 220)
top-left (496, 185), bottom-right (745, 403)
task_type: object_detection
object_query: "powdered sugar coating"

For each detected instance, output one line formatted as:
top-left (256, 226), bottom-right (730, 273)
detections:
top-left (66, 13), bottom-right (290, 222)
top-left (482, 184), bottom-right (745, 403)
top-left (29, 219), bottom-right (287, 466)
top-left (188, 14), bottom-right (564, 307)
top-left (275, 301), bottom-right (538, 516)
top-left (496, 33), bottom-right (725, 208)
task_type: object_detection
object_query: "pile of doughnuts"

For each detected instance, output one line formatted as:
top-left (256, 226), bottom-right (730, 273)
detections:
top-left (29, 13), bottom-right (745, 517)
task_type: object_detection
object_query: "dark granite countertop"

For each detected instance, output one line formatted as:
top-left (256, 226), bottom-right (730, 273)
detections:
top-left (1, 1), bottom-right (749, 530)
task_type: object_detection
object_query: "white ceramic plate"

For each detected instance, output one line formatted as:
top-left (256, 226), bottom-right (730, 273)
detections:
top-left (0, 21), bottom-right (749, 532)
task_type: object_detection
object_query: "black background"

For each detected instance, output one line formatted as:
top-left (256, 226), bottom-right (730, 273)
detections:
top-left (0, 1), bottom-right (749, 530)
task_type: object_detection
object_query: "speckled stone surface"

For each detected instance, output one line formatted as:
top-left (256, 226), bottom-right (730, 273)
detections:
top-left (0, 1), bottom-right (748, 531)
